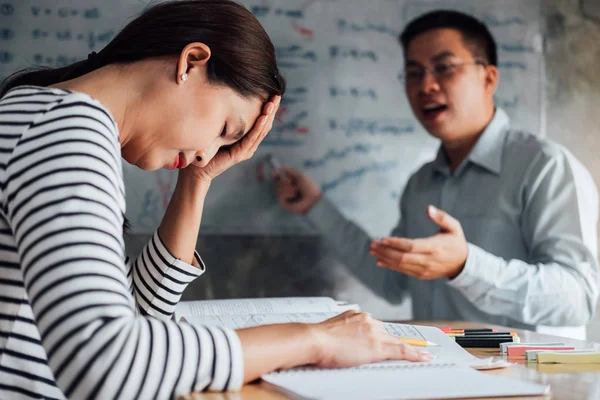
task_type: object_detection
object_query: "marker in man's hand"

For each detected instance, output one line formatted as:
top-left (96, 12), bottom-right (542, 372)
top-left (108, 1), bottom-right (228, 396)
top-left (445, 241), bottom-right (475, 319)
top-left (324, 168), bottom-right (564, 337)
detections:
top-left (264, 154), bottom-right (302, 202)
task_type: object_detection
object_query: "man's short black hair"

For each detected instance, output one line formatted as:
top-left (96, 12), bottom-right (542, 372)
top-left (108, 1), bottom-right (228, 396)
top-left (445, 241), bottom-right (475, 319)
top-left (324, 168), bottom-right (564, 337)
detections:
top-left (399, 10), bottom-right (497, 66)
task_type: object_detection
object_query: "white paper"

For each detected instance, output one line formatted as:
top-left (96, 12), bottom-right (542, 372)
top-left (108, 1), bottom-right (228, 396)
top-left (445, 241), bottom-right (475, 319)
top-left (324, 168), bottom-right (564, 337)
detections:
top-left (175, 297), bottom-right (345, 319)
top-left (263, 365), bottom-right (549, 400)
top-left (469, 357), bottom-right (514, 370)
top-left (184, 312), bottom-right (341, 329)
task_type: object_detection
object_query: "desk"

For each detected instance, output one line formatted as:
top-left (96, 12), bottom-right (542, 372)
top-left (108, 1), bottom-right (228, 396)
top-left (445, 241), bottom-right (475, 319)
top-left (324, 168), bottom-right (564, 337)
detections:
top-left (179, 321), bottom-right (600, 400)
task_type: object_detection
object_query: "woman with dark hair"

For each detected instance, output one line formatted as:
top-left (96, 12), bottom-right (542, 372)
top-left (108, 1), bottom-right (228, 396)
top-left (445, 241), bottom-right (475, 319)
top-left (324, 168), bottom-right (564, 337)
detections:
top-left (0, 1), bottom-right (431, 399)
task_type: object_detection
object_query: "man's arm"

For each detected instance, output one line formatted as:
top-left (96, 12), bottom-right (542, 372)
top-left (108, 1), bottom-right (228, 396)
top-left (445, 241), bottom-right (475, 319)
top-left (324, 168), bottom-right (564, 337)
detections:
top-left (449, 149), bottom-right (599, 326)
top-left (307, 195), bottom-right (408, 304)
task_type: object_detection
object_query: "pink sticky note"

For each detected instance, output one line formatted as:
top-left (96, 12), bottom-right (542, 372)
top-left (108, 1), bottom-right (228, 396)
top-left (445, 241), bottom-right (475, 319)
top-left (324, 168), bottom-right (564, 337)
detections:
top-left (507, 345), bottom-right (575, 357)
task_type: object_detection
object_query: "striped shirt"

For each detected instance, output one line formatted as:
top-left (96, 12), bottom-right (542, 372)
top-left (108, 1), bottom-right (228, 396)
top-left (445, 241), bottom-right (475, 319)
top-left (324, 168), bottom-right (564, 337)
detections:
top-left (0, 86), bottom-right (244, 400)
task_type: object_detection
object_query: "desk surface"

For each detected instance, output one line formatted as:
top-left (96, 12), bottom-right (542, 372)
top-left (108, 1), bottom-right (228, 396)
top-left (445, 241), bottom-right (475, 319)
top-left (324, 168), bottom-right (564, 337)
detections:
top-left (180, 321), bottom-right (600, 400)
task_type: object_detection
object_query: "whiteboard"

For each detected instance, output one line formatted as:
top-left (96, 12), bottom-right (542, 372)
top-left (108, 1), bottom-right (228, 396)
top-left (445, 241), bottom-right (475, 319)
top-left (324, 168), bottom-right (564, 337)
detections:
top-left (0, 0), bottom-right (544, 237)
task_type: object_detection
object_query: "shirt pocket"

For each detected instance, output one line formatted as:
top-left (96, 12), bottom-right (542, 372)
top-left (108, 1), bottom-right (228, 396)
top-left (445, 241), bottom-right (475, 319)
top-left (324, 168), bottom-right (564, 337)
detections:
top-left (459, 215), bottom-right (527, 260)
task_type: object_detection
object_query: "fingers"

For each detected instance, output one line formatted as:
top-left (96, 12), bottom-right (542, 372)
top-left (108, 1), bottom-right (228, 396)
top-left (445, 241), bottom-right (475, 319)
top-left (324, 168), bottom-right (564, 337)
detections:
top-left (376, 260), bottom-right (425, 278)
top-left (275, 176), bottom-right (298, 199)
top-left (316, 311), bottom-right (433, 368)
top-left (262, 95), bottom-right (281, 132)
top-left (321, 309), bottom-right (362, 324)
top-left (343, 312), bottom-right (433, 362)
top-left (252, 96), bottom-right (281, 146)
top-left (238, 96), bottom-right (280, 159)
top-left (280, 166), bottom-right (302, 179)
top-left (376, 237), bottom-right (433, 254)
top-left (386, 340), bottom-right (434, 362)
top-left (427, 205), bottom-right (461, 233)
top-left (375, 255), bottom-right (441, 280)
top-left (233, 115), bottom-right (266, 158)
top-left (372, 252), bottom-right (422, 274)
top-left (371, 248), bottom-right (430, 268)
top-left (245, 103), bottom-right (276, 152)
top-left (370, 241), bottom-right (430, 266)
top-left (370, 241), bottom-right (436, 278)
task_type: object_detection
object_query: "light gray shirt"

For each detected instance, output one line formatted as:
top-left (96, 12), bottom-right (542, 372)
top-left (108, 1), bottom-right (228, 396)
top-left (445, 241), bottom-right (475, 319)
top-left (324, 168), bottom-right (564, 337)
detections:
top-left (308, 108), bottom-right (599, 338)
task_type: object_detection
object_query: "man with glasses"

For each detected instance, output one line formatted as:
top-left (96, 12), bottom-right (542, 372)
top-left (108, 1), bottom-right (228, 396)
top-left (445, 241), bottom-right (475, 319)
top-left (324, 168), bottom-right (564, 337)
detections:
top-left (274, 10), bottom-right (598, 338)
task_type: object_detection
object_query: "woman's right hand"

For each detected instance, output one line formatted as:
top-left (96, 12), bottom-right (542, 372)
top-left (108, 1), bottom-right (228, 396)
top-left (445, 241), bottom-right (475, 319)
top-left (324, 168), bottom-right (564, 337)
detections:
top-left (190, 96), bottom-right (281, 183)
top-left (312, 311), bottom-right (434, 368)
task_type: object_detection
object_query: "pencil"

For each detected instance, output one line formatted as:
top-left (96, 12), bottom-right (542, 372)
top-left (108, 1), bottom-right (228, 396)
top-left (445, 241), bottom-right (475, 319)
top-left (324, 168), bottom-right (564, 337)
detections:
top-left (399, 337), bottom-right (438, 347)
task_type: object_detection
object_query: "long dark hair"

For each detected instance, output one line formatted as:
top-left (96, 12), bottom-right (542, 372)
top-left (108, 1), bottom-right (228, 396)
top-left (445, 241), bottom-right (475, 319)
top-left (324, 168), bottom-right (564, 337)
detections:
top-left (0, 0), bottom-right (286, 99)
top-left (1, 0), bottom-right (285, 235)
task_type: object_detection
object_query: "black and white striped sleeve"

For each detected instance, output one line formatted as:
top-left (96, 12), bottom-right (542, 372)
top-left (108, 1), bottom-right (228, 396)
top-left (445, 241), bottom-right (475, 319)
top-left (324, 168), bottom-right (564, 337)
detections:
top-left (4, 95), bottom-right (244, 398)
top-left (126, 231), bottom-right (206, 320)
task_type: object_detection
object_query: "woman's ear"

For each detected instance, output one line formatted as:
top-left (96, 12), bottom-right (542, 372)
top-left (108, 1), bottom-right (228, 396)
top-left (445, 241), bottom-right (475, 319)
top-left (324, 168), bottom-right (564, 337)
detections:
top-left (176, 42), bottom-right (212, 84)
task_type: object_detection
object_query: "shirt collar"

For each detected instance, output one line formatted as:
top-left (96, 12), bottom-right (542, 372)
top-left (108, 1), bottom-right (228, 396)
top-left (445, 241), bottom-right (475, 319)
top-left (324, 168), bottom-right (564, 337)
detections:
top-left (433, 108), bottom-right (510, 177)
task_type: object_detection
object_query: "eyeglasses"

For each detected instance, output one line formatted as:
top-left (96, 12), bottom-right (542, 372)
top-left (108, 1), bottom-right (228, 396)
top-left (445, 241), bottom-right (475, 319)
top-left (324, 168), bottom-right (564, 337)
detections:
top-left (398, 61), bottom-right (487, 86)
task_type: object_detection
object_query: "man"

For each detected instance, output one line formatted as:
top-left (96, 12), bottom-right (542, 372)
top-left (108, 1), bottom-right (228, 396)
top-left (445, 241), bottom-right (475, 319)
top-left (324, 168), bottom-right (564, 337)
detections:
top-left (274, 10), bottom-right (599, 338)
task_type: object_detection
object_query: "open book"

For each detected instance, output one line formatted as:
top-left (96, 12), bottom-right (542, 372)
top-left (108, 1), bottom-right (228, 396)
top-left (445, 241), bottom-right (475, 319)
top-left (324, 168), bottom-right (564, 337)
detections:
top-left (174, 296), bottom-right (359, 329)
top-left (177, 297), bottom-right (550, 399)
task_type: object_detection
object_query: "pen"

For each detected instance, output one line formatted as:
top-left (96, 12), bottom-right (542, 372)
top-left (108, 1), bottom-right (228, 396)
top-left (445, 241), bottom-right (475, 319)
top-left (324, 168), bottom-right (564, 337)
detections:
top-left (264, 153), bottom-right (283, 174)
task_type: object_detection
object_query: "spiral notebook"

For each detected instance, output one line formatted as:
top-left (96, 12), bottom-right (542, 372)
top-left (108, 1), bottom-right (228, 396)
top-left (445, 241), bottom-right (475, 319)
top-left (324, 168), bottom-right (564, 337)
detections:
top-left (261, 324), bottom-right (550, 400)
top-left (262, 363), bottom-right (549, 400)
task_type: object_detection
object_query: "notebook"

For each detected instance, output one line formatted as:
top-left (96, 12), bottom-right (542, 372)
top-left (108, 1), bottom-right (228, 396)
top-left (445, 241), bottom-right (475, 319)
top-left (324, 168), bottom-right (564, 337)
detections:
top-left (262, 365), bottom-right (550, 400)
top-left (261, 324), bottom-right (549, 399)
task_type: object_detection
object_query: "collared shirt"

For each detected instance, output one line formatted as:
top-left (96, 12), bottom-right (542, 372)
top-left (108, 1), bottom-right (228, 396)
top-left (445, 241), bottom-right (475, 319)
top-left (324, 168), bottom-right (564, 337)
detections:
top-left (308, 108), bottom-right (599, 339)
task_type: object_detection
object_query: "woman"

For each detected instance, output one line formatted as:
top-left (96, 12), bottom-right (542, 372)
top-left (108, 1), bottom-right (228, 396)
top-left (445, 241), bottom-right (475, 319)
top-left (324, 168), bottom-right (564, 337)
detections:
top-left (0, 1), bottom-right (431, 399)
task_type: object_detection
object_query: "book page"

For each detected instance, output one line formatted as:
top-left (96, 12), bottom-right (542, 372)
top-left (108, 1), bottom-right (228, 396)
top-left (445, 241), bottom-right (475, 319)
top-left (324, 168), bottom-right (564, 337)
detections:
top-left (383, 323), bottom-right (426, 340)
top-left (175, 297), bottom-right (343, 318)
top-left (183, 312), bottom-right (341, 329)
top-left (380, 325), bottom-right (478, 366)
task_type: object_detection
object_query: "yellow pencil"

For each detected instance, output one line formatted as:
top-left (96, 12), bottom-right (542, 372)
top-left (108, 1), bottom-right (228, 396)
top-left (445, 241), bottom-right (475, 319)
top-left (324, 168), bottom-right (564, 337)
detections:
top-left (399, 337), bottom-right (438, 347)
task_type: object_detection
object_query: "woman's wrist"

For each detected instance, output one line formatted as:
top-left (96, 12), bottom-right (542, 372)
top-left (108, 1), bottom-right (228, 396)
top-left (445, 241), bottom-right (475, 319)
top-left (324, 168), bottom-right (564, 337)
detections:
top-left (306, 323), bottom-right (327, 366)
top-left (176, 168), bottom-right (212, 198)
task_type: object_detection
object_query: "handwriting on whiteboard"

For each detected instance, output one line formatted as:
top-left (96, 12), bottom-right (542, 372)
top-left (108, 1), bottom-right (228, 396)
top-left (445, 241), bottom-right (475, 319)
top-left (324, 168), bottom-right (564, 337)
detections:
top-left (329, 118), bottom-right (415, 137)
top-left (337, 18), bottom-right (398, 36)
top-left (304, 143), bottom-right (383, 169)
top-left (330, 46), bottom-right (377, 62)
top-left (330, 86), bottom-right (378, 100)
top-left (322, 161), bottom-right (398, 192)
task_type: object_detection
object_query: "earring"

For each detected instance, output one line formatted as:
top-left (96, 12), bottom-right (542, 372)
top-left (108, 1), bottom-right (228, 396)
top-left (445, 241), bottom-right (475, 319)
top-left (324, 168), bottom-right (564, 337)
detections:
top-left (181, 73), bottom-right (188, 82)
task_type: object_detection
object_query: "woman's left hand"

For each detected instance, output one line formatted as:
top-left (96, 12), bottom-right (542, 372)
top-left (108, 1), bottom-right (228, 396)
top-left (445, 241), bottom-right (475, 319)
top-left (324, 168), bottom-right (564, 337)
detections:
top-left (184, 95), bottom-right (281, 183)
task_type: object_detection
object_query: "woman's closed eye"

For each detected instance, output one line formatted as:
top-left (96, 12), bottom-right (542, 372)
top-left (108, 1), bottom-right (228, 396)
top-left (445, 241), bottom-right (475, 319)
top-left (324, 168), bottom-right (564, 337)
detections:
top-left (220, 122), bottom-right (228, 138)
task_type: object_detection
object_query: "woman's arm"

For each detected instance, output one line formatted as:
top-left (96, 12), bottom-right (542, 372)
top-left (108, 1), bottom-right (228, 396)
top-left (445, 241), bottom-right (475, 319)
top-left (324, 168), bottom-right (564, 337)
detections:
top-left (238, 311), bottom-right (432, 383)
top-left (155, 96), bottom-right (281, 265)
top-left (157, 171), bottom-right (210, 265)
top-left (127, 172), bottom-right (209, 319)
